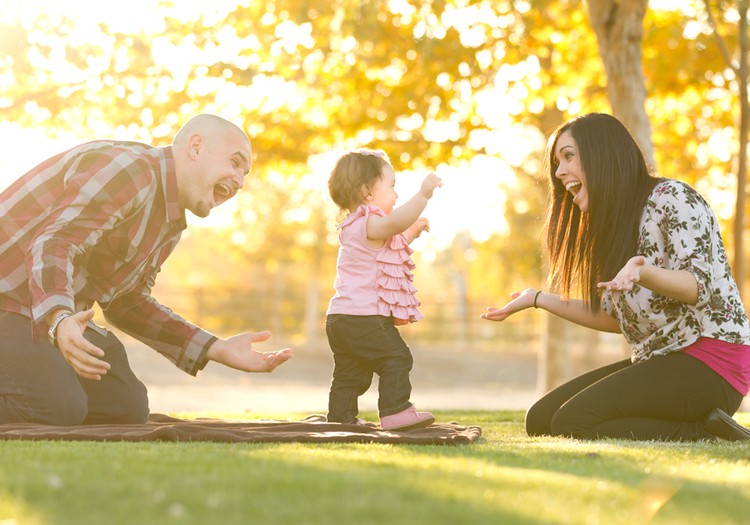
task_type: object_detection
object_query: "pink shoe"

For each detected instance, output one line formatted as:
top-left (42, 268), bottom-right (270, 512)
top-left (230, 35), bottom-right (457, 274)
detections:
top-left (380, 405), bottom-right (435, 431)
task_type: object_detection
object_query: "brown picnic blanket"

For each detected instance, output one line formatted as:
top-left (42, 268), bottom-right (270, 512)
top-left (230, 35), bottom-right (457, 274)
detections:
top-left (0, 413), bottom-right (481, 445)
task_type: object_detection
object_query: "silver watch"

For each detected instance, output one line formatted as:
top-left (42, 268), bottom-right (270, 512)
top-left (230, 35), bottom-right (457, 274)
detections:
top-left (47, 311), bottom-right (73, 348)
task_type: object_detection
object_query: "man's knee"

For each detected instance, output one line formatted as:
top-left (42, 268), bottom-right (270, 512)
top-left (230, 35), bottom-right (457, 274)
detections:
top-left (84, 380), bottom-right (149, 424)
top-left (80, 330), bottom-right (150, 424)
top-left (118, 381), bottom-right (149, 423)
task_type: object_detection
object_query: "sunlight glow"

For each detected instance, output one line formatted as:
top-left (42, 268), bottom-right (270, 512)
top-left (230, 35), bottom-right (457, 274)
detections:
top-left (0, 124), bottom-right (81, 190)
top-left (308, 149), bottom-right (518, 258)
top-left (649, 0), bottom-right (701, 16)
top-left (9, 0), bottom-right (728, 260)
top-left (696, 167), bottom-right (736, 222)
top-left (0, 0), bottom-right (246, 32)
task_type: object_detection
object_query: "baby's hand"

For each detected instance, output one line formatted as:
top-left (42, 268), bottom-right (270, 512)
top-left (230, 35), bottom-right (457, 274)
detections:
top-left (420, 173), bottom-right (443, 199)
top-left (405, 217), bottom-right (430, 242)
top-left (411, 217), bottom-right (430, 239)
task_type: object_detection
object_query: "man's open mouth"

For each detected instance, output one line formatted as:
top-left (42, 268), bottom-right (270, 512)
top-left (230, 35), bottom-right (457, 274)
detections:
top-left (214, 183), bottom-right (234, 200)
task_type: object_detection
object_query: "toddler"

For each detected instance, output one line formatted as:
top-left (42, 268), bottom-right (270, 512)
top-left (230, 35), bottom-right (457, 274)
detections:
top-left (325, 148), bottom-right (442, 430)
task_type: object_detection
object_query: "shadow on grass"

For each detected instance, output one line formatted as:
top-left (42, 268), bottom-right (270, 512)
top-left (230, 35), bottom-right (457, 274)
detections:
top-left (0, 411), bottom-right (748, 524)
top-left (0, 441), bottom-right (550, 525)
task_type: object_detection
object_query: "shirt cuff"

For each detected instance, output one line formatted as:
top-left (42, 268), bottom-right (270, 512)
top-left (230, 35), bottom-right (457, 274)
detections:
top-left (30, 294), bottom-right (76, 342)
top-left (683, 261), bottom-right (710, 307)
top-left (179, 328), bottom-right (217, 376)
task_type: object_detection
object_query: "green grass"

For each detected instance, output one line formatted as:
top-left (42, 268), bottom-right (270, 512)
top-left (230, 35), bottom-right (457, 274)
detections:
top-left (0, 410), bottom-right (749, 525)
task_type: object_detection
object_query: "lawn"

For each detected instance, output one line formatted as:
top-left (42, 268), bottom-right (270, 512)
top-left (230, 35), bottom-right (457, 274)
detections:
top-left (0, 410), bottom-right (748, 525)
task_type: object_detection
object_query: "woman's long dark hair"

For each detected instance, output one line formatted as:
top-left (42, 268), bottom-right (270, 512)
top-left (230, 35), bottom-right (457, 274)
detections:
top-left (545, 113), bottom-right (662, 312)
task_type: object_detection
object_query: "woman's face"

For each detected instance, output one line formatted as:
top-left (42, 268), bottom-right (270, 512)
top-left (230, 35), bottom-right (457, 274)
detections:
top-left (554, 130), bottom-right (589, 213)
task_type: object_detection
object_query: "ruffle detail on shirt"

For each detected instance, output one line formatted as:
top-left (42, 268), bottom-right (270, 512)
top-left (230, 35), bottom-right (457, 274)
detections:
top-left (376, 233), bottom-right (423, 325)
top-left (338, 204), bottom-right (384, 230)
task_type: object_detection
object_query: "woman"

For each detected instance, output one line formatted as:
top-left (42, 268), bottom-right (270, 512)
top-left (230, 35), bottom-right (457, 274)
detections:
top-left (482, 113), bottom-right (750, 441)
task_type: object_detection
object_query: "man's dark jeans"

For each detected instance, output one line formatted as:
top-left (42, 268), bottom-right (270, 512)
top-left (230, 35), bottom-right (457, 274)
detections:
top-left (0, 312), bottom-right (148, 425)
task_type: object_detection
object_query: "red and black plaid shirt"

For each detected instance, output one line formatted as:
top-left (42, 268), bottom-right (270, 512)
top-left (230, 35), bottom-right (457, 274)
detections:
top-left (0, 140), bottom-right (216, 375)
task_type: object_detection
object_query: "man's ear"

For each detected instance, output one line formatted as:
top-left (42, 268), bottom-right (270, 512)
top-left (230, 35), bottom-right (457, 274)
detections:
top-left (187, 133), bottom-right (203, 160)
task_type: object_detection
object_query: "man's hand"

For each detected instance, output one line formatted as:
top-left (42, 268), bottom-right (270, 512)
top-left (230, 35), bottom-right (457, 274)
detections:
top-left (53, 309), bottom-right (110, 380)
top-left (206, 331), bottom-right (293, 373)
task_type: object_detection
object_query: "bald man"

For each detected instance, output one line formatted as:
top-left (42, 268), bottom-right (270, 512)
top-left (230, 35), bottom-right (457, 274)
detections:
top-left (0, 114), bottom-right (292, 425)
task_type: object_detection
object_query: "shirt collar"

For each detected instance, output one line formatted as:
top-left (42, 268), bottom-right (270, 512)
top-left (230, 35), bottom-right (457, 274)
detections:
top-left (161, 146), bottom-right (187, 229)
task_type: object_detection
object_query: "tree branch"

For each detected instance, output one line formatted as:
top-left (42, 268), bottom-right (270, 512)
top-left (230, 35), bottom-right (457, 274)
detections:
top-left (703, 0), bottom-right (739, 74)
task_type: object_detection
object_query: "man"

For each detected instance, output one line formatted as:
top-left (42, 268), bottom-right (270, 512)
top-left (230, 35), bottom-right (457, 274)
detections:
top-left (0, 114), bottom-right (293, 425)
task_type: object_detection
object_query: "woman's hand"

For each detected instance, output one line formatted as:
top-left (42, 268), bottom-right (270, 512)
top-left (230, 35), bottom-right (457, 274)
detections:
top-left (598, 255), bottom-right (699, 305)
top-left (597, 255), bottom-right (646, 292)
top-left (481, 288), bottom-right (539, 322)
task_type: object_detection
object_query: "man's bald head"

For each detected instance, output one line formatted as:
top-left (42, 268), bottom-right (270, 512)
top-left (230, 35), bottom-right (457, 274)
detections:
top-left (171, 114), bottom-right (252, 218)
top-left (173, 114), bottom-right (249, 149)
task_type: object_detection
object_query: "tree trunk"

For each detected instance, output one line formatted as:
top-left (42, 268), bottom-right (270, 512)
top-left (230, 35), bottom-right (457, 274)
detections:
top-left (586, 0), bottom-right (654, 167)
top-left (735, 0), bottom-right (748, 300)
top-left (539, 313), bottom-right (571, 392)
top-left (537, 102), bottom-right (567, 390)
top-left (585, 0), bottom-right (653, 365)
top-left (537, 2), bottom-right (653, 389)
top-left (702, 0), bottom-right (748, 299)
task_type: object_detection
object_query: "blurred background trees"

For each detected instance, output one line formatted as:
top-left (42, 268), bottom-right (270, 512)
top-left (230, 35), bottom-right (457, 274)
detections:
top-left (0, 0), bottom-right (747, 390)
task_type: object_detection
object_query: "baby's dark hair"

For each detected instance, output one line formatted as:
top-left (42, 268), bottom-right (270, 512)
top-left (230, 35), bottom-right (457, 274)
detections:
top-left (328, 149), bottom-right (391, 212)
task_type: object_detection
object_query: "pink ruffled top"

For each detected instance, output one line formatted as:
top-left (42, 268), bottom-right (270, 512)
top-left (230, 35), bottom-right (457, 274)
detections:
top-left (327, 204), bottom-right (423, 325)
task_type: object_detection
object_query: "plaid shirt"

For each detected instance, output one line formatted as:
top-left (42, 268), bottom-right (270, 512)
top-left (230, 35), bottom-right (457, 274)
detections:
top-left (0, 140), bottom-right (216, 375)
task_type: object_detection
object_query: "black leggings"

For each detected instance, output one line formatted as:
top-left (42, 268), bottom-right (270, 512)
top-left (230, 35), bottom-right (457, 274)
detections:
top-left (526, 351), bottom-right (743, 441)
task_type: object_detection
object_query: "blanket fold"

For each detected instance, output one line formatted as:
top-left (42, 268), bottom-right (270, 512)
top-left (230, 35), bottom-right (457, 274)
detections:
top-left (0, 414), bottom-right (481, 445)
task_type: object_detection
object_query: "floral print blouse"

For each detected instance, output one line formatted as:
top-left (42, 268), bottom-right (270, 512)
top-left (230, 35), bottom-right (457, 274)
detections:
top-left (601, 179), bottom-right (750, 362)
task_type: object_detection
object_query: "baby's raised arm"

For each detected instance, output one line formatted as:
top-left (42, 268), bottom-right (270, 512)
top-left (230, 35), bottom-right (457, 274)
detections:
top-left (419, 173), bottom-right (442, 199)
top-left (367, 173), bottom-right (442, 241)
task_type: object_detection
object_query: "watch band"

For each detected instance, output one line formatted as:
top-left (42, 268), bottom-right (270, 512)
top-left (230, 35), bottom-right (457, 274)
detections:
top-left (47, 311), bottom-right (73, 348)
